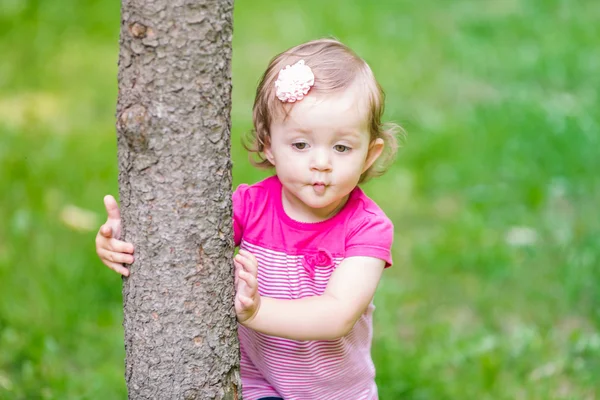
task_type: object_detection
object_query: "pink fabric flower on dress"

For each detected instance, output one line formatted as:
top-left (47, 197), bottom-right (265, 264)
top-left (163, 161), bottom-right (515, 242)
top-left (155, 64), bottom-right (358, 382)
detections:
top-left (274, 60), bottom-right (315, 103)
top-left (302, 249), bottom-right (333, 278)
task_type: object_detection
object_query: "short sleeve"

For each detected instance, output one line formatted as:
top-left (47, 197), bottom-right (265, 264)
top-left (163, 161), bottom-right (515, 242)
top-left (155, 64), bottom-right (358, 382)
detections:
top-left (345, 216), bottom-right (394, 267)
top-left (233, 184), bottom-right (250, 246)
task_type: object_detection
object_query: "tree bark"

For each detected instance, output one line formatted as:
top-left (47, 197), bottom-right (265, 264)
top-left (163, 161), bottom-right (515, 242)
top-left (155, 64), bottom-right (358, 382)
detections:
top-left (115, 0), bottom-right (240, 398)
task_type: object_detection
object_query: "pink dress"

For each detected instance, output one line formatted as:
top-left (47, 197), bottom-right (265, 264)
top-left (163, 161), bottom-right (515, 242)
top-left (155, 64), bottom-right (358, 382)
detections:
top-left (233, 176), bottom-right (393, 400)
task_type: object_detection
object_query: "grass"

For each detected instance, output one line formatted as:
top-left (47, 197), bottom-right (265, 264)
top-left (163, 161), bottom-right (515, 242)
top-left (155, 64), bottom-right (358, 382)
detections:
top-left (1, 0), bottom-right (599, 398)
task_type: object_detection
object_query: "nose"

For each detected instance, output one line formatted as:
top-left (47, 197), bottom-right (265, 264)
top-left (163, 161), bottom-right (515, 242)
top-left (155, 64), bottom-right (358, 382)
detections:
top-left (310, 148), bottom-right (332, 172)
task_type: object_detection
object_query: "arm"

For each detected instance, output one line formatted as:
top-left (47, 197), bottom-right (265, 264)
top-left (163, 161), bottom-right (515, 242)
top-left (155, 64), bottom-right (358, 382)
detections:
top-left (235, 252), bottom-right (385, 341)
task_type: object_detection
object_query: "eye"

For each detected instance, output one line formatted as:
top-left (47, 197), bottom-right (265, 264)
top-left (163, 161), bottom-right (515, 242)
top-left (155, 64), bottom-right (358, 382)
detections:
top-left (334, 144), bottom-right (351, 153)
top-left (292, 142), bottom-right (309, 150)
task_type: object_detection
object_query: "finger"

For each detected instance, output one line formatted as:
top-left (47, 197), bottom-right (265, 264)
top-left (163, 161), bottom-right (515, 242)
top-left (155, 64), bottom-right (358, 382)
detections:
top-left (238, 249), bottom-right (258, 266)
top-left (235, 268), bottom-right (242, 289)
top-left (234, 255), bottom-right (250, 275)
top-left (246, 257), bottom-right (258, 275)
top-left (234, 298), bottom-right (242, 313)
top-left (239, 295), bottom-right (254, 308)
top-left (237, 255), bottom-right (258, 277)
top-left (242, 249), bottom-right (258, 264)
top-left (236, 269), bottom-right (249, 294)
top-left (98, 248), bottom-right (135, 265)
top-left (95, 234), bottom-right (111, 255)
top-left (103, 260), bottom-right (130, 277)
top-left (234, 260), bottom-right (243, 285)
top-left (99, 224), bottom-right (113, 238)
top-left (238, 249), bottom-right (255, 261)
top-left (235, 253), bottom-right (255, 271)
top-left (239, 270), bottom-right (257, 291)
top-left (104, 195), bottom-right (121, 221)
top-left (109, 238), bottom-right (135, 254)
top-left (234, 254), bottom-right (245, 266)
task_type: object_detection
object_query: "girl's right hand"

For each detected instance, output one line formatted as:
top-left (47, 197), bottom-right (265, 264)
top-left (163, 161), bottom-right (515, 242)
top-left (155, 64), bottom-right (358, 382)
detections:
top-left (95, 195), bottom-right (135, 277)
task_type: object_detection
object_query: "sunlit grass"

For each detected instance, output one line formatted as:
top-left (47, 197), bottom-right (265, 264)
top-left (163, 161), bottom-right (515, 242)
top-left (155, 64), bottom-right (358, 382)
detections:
top-left (1, 0), bottom-right (599, 398)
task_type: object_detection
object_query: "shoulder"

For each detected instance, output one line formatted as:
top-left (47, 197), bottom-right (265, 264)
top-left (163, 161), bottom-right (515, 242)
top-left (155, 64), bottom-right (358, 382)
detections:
top-left (346, 187), bottom-right (394, 232)
top-left (234, 175), bottom-right (278, 202)
top-left (343, 188), bottom-right (394, 266)
top-left (233, 175), bottom-right (279, 215)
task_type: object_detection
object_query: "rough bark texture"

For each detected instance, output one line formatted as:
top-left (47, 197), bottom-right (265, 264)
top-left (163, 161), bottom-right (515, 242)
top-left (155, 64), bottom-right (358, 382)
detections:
top-left (115, 0), bottom-right (240, 398)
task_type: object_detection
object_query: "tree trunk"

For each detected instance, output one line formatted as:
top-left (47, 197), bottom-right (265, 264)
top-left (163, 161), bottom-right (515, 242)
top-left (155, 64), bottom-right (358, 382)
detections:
top-left (115, 0), bottom-right (240, 398)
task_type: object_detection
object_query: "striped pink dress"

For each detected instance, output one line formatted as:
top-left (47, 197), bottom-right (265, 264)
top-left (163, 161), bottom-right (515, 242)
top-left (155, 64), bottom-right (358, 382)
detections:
top-left (233, 176), bottom-right (393, 400)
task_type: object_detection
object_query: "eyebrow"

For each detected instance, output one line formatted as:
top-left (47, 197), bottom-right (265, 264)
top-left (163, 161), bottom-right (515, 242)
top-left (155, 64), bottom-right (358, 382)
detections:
top-left (287, 127), bottom-right (364, 144)
top-left (335, 130), bottom-right (362, 139)
top-left (293, 127), bottom-right (312, 135)
top-left (292, 127), bottom-right (361, 136)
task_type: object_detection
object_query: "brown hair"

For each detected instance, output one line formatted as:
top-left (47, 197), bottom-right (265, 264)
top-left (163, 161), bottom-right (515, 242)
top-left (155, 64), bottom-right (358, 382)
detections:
top-left (245, 38), bottom-right (401, 183)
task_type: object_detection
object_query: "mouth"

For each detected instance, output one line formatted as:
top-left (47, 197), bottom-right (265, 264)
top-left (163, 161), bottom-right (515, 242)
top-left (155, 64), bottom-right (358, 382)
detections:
top-left (312, 182), bottom-right (327, 194)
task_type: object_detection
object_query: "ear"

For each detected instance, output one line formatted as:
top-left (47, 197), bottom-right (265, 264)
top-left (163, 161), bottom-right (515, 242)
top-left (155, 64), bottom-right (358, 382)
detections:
top-left (362, 138), bottom-right (384, 173)
top-left (264, 143), bottom-right (276, 165)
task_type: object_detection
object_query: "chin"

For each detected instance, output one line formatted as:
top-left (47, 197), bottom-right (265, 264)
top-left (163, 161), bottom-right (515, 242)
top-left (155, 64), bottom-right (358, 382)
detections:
top-left (293, 193), bottom-right (322, 207)
top-left (303, 195), bottom-right (341, 211)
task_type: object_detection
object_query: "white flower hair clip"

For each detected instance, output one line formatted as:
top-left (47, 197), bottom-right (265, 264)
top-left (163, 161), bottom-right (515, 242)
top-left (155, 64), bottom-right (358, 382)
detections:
top-left (274, 60), bottom-right (315, 103)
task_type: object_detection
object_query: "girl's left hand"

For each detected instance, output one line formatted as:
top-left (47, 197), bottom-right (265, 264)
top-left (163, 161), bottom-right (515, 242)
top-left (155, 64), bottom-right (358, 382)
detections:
top-left (234, 249), bottom-right (261, 324)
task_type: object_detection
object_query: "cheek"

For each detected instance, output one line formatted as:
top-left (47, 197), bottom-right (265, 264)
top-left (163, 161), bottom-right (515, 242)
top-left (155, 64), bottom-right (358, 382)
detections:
top-left (334, 156), bottom-right (366, 179)
top-left (275, 157), bottom-right (301, 175)
top-left (347, 152), bottom-right (369, 170)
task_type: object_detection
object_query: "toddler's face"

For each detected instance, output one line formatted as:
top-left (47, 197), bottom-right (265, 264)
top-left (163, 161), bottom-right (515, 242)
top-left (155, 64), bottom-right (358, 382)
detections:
top-left (265, 84), bottom-right (384, 222)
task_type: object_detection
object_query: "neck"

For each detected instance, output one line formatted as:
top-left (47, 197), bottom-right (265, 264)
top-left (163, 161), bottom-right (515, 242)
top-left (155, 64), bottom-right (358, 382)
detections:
top-left (282, 190), bottom-right (349, 223)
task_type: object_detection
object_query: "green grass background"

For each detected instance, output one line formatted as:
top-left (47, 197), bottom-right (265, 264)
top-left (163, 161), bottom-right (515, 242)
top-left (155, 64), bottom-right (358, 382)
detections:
top-left (1, 0), bottom-right (599, 398)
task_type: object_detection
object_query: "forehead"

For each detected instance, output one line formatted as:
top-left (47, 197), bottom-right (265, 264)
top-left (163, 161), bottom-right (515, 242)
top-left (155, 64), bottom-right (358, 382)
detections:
top-left (279, 83), bottom-right (371, 133)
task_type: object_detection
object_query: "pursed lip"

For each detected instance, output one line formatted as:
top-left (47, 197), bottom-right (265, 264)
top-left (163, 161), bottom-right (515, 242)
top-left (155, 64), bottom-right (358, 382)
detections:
top-left (312, 181), bottom-right (327, 186)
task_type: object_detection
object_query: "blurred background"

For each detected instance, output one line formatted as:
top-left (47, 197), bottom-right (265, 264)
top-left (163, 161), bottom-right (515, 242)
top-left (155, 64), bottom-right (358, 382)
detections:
top-left (1, 0), bottom-right (599, 398)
